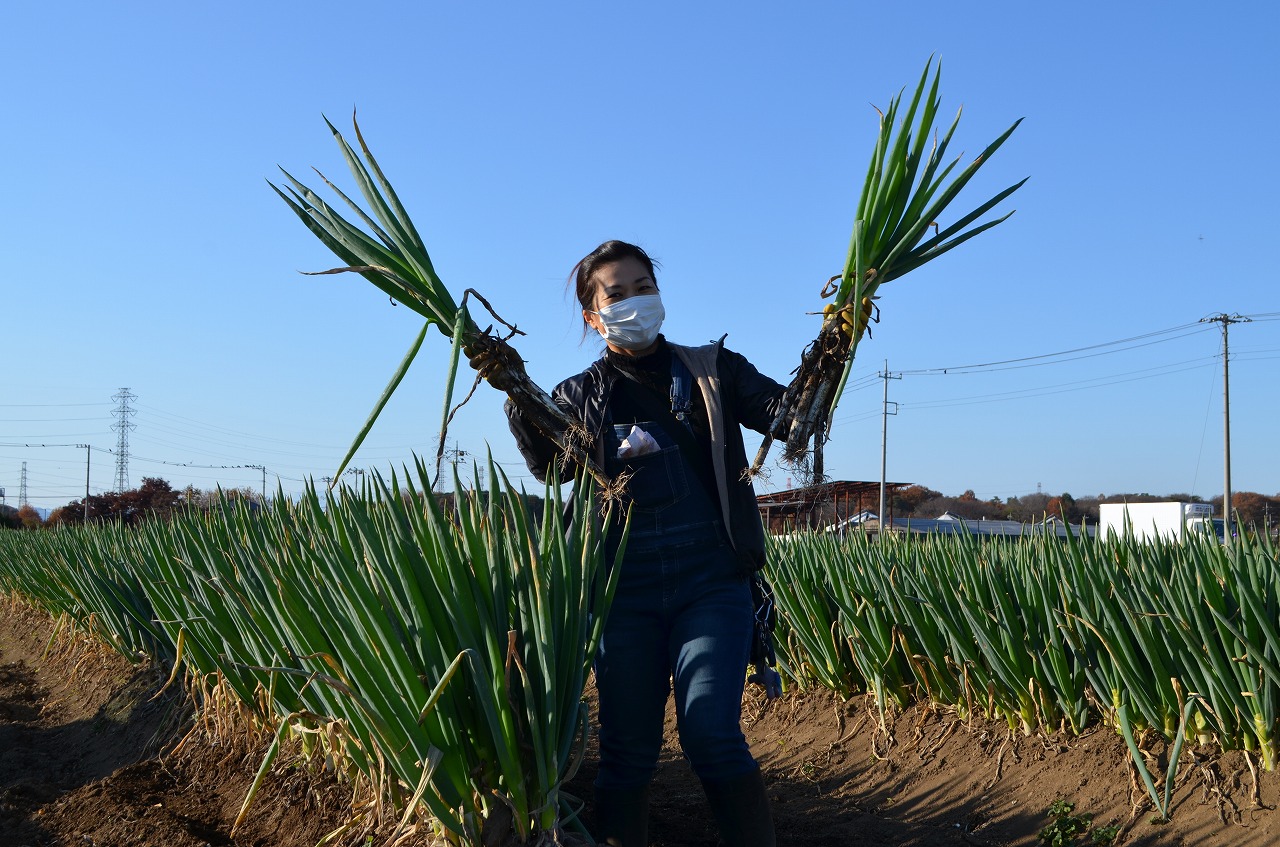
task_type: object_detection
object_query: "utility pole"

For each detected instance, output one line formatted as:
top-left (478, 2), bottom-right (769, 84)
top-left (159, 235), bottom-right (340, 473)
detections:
top-left (444, 440), bottom-right (470, 490)
top-left (246, 464), bottom-right (267, 502)
top-left (1200, 313), bottom-right (1249, 543)
top-left (344, 467), bottom-right (365, 495)
top-left (444, 440), bottom-right (469, 466)
top-left (878, 361), bottom-right (901, 534)
top-left (77, 444), bottom-right (91, 521)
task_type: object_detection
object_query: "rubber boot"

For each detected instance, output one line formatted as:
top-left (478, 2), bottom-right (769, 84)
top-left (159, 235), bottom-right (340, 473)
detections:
top-left (592, 783), bottom-right (650, 847)
top-left (700, 767), bottom-right (776, 847)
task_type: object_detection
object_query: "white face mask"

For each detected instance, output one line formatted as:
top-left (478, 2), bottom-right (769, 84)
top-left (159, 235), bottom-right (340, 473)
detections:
top-left (592, 293), bottom-right (665, 350)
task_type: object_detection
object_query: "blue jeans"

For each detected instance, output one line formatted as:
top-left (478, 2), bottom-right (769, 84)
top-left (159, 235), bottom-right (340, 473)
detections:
top-left (595, 419), bottom-right (757, 788)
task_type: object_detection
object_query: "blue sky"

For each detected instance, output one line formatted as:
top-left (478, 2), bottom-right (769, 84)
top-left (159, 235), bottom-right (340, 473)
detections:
top-left (3, 1), bottom-right (1277, 511)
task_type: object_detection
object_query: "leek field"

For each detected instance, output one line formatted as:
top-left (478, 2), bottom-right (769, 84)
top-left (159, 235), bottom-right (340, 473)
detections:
top-left (1, 469), bottom-right (1277, 840)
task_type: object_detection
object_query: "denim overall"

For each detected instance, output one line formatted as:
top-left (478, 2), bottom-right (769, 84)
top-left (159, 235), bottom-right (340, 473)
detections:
top-left (593, 370), bottom-right (756, 790)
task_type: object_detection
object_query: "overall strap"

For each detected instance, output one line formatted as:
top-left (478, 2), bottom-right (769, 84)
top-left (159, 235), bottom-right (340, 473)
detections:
top-left (669, 354), bottom-right (694, 432)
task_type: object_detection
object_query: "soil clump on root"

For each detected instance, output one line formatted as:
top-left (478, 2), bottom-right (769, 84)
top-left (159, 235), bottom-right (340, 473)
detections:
top-left (1, 602), bottom-right (1276, 846)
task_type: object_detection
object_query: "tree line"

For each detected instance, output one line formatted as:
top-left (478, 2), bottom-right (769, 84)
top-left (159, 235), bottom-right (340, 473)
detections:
top-left (2, 476), bottom-right (1275, 534)
top-left (1, 477), bottom-right (547, 530)
top-left (0, 477), bottom-right (262, 529)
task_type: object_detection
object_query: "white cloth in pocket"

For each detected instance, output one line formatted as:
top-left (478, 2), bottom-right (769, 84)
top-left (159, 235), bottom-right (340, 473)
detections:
top-left (617, 425), bottom-right (660, 459)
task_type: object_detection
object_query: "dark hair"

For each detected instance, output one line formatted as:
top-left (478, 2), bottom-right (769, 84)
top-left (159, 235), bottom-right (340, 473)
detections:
top-left (570, 240), bottom-right (660, 332)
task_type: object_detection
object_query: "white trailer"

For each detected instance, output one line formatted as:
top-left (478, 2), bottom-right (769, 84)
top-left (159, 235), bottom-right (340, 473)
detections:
top-left (1097, 501), bottom-right (1216, 542)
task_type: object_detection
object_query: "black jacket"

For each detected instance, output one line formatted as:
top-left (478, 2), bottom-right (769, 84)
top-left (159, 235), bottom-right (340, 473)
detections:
top-left (507, 338), bottom-right (786, 571)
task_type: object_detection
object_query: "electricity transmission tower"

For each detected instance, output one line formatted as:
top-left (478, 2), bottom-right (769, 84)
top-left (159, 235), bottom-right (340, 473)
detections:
top-left (111, 388), bottom-right (137, 492)
top-left (19, 462), bottom-right (28, 507)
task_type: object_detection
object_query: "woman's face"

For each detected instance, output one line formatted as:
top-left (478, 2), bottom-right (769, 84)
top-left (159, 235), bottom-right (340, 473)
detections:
top-left (583, 256), bottom-right (659, 334)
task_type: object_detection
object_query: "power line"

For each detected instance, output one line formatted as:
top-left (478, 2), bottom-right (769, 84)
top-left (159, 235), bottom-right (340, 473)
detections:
top-left (20, 494), bottom-right (89, 502)
top-left (824, 315), bottom-right (1273, 423)
top-left (823, 320), bottom-right (1280, 478)
top-left (830, 355), bottom-right (1219, 427)
top-left (901, 357), bottom-right (1215, 411)
top-left (104, 449), bottom-right (262, 471)
top-left (0, 402), bottom-right (110, 408)
top-left (899, 323), bottom-right (1211, 376)
top-left (134, 403), bottom-right (344, 449)
top-left (0, 417), bottom-right (106, 422)
top-left (136, 422), bottom-right (341, 460)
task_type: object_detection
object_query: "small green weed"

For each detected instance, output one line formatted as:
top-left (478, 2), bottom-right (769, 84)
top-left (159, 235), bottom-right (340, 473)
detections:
top-left (1092, 824), bottom-right (1121, 844)
top-left (1038, 799), bottom-right (1120, 846)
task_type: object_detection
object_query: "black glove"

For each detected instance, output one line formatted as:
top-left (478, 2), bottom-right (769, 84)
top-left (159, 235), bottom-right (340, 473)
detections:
top-left (747, 575), bottom-right (782, 699)
top-left (464, 334), bottom-right (527, 393)
top-left (748, 662), bottom-right (783, 700)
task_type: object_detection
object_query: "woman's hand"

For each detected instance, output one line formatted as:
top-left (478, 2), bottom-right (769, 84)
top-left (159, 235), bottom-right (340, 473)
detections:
top-left (464, 334), bottom-right (528, 393)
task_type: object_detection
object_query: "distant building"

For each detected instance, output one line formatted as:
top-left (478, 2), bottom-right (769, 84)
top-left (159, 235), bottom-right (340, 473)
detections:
top-left (757, 483), bottom-right (1093, 539)
top-left (894, 512), bottom-right (1093, 539)
top-left (756, 480), bottom-right (909, 535)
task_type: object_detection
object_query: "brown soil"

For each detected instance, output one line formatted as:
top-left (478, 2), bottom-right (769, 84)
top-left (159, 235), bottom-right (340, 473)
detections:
top-left (1, 601), bottom-right (1276, 847)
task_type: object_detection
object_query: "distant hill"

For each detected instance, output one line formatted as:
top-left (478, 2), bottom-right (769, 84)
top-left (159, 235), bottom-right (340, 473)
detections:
top-left (0, 503), bottom-right (51, 523)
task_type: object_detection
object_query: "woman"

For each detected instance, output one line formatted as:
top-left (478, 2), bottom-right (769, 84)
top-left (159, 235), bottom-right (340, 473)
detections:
top-left (489, 240), bottom-right (782, 847)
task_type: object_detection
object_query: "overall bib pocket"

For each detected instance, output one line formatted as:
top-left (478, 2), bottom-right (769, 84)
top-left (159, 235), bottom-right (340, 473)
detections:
top-left (608, 421), bottom-right (690, 513)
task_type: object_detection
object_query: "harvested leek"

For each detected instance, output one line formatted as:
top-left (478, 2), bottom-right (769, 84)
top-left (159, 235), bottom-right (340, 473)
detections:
top-left (270, 115), bottom-right (605, 487)
top-left (754, 59), bottom-right (1026, 477)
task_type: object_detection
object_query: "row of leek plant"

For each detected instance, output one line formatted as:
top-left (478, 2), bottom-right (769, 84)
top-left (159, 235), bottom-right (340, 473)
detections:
top-left (0, 459), bottom-right (619, 845)
top-left (0, 517), bottom-right (170, 662)
top-left (767, 528), bottom-right (1280, 771)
